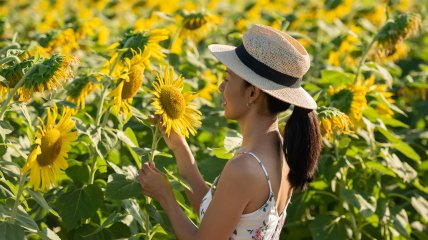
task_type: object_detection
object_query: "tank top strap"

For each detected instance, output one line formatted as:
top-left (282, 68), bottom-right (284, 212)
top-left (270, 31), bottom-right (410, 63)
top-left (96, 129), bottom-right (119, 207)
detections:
top-left (239, 151), bottom-right (273, 194)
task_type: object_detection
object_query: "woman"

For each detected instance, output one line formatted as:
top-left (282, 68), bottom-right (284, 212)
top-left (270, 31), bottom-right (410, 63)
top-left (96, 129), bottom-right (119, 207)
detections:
top-left (137, 24), bottom-right (322, 240)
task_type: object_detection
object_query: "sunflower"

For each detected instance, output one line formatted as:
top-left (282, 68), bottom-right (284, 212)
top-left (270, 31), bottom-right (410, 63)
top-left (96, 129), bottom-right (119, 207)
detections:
top-left (150, 65), bottom-right (201, 138)
top-left (109, 49), bottom-right (150, 117)
top-left (329, 75), bottom-right (395, 128)
top-left (372, 12), bottom-right (420, 59)
top-left (170, 11), bottom-right (221, 54)
top-left (20, 54), bottom-right (78, 101)
top-left (117, 28), bottom-right (169, 62)
top-left (22, 105), bottom-right (77, 191)
top-left (327, 27), bottom-right (360, 67)
top-left (385, 0), bottom-right (414, 12)
top-left (369, 41), bottom-right (409, 63)
top-left (0, 85), bottom-right (7, 101)
top-left (328, 81), bottom-right (368, 128)
top-left (317, 106), bottom-right (352, 140)
top-left (347, 81), bottom-right (368, 125)
top-left (104, 28), bottom-right (168, 76)
top-left (39, 28), bottom-right (80, 55)
top-left (174, 10), bottom-right (221, 44)
top-left (75, 17), bottom-right (110, 45)
top-left (66, 73), bottom-right (100, 110)
top-left (363, 5), bottom-right (387, 27)
top-left (0, 59), bottom-right (34, 101)
top-left (320, 0), bottom-right (354, 22)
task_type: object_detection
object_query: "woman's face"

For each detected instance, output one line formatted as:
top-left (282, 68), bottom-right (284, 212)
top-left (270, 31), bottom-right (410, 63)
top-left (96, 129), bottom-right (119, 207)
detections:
top-left (219, 69), bottom-right (250, 120)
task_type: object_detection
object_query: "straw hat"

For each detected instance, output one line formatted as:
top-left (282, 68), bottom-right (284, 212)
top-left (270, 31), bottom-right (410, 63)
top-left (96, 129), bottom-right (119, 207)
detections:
top-left (208, 24), bottom-right (317, 109)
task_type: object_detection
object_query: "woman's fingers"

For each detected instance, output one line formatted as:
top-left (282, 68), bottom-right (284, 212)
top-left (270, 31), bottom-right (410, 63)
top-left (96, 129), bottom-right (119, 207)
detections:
top-left (148, 114), bottom-right (159, 124)
top-left (149, 162), bottom-right (164, 175)
top-left (136, 161), bottom-right (171, 200)
top-left (141, 162), bottom-right (152, 173)
top-left (140, 165), bottom-right (147, 176)
top-left (148, 161), bottom-right (156, 168)
top-left (149, 115), bottom-right (168, 137)
top-left (149, 114), bottom-right (164, 127)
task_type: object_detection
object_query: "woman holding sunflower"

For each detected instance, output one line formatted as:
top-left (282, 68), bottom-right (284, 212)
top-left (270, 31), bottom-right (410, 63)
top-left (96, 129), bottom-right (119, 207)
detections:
top-left (137, 24), bottom-right (322, 239)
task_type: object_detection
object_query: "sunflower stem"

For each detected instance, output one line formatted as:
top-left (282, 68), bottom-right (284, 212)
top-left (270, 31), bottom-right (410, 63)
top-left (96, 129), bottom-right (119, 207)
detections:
top-left (89, 159), bottom-right (98, 184)
top-left (0, 67), bottom-right (33, 120)
top-left (149, 125), bottom-right (161, 162)
top-left (11, 172), bottom-right (26, 221)
top-left (349, 211), bottom-right (361, 240)
top-left (101, 107), bottom-right (111, 128)
top-left (354, 37), bottom-right (376, 83)
top-left (144, 201), bottom-right (152, 239)
top-left (95, 87), bottom-right (108, 125)
top-left (0, 56), bottom-right (21, 65)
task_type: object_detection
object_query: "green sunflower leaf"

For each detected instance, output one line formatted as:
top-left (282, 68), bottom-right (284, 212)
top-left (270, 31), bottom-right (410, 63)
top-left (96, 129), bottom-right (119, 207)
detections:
top-left (55, 184), bottom-right (104, 230)
top-left (320, 70), bottom-right (354, 86)
top-left (376, 127), bottom-right (421, 162)
top-left (309, 214), bottom-right (351, 240)
top-left (0, 222), bottom-right (25, 240)
top-left (105, 173), bottom-right (142, 200)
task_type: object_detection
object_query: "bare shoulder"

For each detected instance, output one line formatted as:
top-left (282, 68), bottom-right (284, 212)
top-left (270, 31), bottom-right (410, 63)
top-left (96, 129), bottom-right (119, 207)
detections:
top-left (219, 153), bottom-right (261, 189)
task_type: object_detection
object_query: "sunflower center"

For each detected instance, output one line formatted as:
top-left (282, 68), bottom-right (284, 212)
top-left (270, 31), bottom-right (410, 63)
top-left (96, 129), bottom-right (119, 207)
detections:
top-left (183, 15), bottom-right (208, 30)
top-left (122, 66), bottom-right (144, 99)
top-left (159, 86), bottom-right (186, 119)
top-left (37, 129), bottom-right (62, 166)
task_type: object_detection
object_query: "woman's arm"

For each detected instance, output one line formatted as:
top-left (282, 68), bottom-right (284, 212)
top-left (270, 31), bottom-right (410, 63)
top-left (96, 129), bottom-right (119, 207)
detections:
top-left (169, 137), bottom-right (209, 213)
top-left (138, 155), bottom-right (256, 240)
top-left (157, 120), bottom-right (209, 213)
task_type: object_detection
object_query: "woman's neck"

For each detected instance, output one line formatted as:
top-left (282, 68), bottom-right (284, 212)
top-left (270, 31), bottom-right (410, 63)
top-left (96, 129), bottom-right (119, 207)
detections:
top-left (239, 114), bottom-right (281, 151)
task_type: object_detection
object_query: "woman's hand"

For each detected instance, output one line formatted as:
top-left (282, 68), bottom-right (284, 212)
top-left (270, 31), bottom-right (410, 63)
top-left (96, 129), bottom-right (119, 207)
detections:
top-left (137, 162), bottom-right (174, 203)
top-left (150, 115), bottom-right (187, 151)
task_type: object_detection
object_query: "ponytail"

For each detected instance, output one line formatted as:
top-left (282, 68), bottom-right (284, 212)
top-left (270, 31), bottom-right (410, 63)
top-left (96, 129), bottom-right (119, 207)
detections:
top-left (283, 106), bottom-right (322, 191)
top-left (267, 95), bottom-right (322, 191)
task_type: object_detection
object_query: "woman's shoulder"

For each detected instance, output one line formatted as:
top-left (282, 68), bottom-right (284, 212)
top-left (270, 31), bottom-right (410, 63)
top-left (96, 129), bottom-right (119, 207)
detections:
top-left (221, 153), bottom-right (264, 186)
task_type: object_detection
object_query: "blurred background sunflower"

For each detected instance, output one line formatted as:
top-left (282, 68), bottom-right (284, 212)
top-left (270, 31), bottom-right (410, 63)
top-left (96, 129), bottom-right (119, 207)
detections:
top-left (22, 104), bottom-right (77, 191)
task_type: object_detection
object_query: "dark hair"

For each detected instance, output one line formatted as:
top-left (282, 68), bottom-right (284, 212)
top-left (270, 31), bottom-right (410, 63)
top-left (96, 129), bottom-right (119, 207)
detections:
top-left (267, 95), bottom-right (322, 191)
top-left (241, 80), bottom-right (322, 191)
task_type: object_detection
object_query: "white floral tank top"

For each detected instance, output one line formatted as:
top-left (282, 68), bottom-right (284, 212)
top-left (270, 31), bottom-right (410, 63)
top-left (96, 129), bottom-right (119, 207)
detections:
top-left (199, 151), bottom-right (292, 240)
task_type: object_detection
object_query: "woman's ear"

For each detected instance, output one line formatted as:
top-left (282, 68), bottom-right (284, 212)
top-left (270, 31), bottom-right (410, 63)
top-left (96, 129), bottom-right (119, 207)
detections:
top-left (249, 86), bottom-right (262, 102)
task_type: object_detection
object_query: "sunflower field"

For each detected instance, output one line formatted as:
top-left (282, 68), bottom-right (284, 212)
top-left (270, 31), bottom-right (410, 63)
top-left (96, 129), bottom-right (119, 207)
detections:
top-left (1, 0), bottom-right (428, 239)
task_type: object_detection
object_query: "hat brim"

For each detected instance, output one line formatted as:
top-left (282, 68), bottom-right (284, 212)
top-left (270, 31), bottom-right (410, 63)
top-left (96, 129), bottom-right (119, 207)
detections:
top-left (208, 44), bottom-right (317, 110)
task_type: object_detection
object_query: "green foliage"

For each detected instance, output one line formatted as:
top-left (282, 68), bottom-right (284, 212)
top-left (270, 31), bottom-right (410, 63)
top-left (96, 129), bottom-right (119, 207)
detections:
top-left (1, 0), bottom-right (428, 239)
top-left (0, 221), bottom-right (25, 240)
top-left (105, 173), bottom-right (142, 200)
top-left (55, 184), bottom-right (104, 230)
